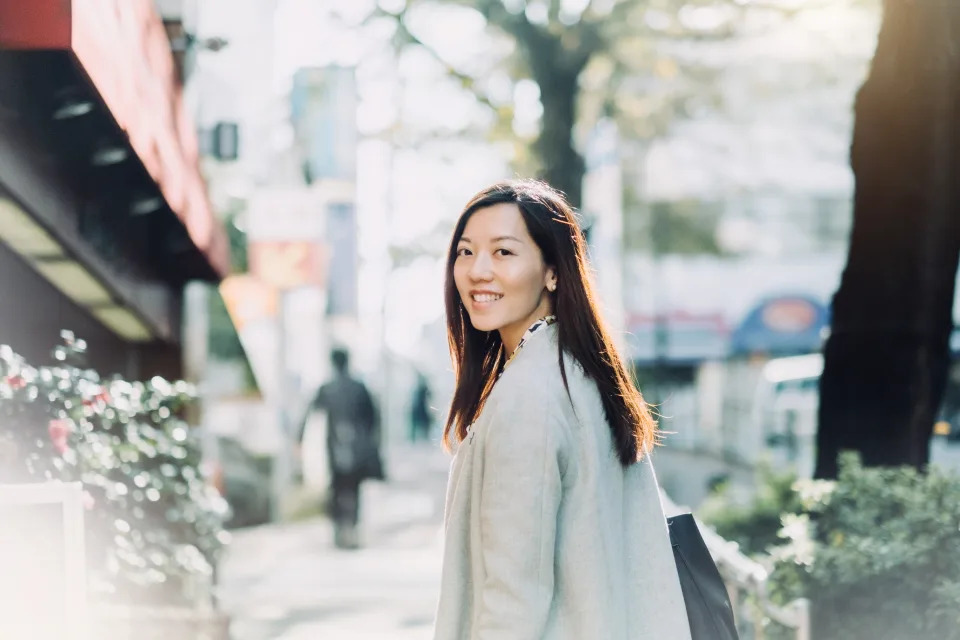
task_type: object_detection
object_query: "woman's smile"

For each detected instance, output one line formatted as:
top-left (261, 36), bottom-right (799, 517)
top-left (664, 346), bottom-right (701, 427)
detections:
top-left (469, 289), bottom-right (505, 310)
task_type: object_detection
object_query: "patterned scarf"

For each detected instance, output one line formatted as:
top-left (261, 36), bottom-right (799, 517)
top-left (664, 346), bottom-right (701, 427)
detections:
top-left (502, 315), bottom-right (557, 372)
top-left (465, 316), bottom-right (559, 442)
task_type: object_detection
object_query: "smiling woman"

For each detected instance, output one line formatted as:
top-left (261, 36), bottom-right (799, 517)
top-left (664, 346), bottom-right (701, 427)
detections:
top-left (453, 202), bottom-right (557, 353)
top-left (434, 180), bottom-right (691, 640)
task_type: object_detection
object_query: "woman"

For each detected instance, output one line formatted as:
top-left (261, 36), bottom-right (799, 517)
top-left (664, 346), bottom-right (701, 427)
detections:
top-left (433, 180), bottom-right (691, 640)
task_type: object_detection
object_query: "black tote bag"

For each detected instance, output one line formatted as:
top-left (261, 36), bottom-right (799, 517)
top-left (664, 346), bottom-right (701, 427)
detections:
top-left (667, 513), bottom-right (740, 640)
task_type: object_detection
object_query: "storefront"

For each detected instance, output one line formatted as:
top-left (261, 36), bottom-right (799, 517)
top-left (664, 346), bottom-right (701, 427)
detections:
top-left (0, 0), bottom-right (229, 378)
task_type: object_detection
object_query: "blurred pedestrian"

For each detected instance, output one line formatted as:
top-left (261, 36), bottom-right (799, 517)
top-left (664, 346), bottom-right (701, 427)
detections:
top-left (433, 181), bottom-right (691, 639)
top-left (299, 348), bottom-right (382, 550)
top-left (409, 372), bottom-right (432, 442)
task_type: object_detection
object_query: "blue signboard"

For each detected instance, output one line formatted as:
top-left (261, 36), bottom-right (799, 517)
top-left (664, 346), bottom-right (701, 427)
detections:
top-left (730, 295), bottom-right (830, 355)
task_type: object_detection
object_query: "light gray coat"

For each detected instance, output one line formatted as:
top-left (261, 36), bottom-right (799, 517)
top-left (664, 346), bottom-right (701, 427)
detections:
top-left (433, 324), bottom-right (692, 640)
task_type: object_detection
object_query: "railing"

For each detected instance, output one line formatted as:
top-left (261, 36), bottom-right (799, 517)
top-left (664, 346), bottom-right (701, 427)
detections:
top-left (698, 521), bottom-right (810, 640)
top-left (664, 494), bottom-right (810, 640)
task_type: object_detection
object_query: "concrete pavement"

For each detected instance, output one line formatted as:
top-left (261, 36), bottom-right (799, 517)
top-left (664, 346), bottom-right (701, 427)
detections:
top-left (216, 442), bottom-right (450, 640)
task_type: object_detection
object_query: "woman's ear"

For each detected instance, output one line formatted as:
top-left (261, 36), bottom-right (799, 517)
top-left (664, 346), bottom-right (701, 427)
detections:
top-left (546, 267), bottom-right (558, 292)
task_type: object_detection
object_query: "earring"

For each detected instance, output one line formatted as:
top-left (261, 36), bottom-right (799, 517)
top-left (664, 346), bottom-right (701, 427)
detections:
top-left (548, 283), bottom-right (557, 292)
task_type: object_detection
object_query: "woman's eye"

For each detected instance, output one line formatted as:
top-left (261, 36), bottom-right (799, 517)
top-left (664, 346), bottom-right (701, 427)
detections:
top-left (456, 247), bottom-right (472, 257)
top-left (495, 248), bottom-right (513, 256)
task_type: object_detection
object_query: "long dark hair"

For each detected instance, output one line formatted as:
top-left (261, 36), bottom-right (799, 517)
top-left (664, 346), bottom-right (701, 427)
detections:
top-left (443, 180), bottom-right (657, 466)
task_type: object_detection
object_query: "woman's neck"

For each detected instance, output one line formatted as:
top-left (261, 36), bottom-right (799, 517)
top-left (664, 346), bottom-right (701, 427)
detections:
top-left (500, 314), bottom-right (556, 358)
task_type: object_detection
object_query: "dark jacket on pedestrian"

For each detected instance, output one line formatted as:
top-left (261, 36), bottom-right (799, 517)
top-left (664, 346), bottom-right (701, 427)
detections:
top-left (303, 372), bottom-right (381, 479)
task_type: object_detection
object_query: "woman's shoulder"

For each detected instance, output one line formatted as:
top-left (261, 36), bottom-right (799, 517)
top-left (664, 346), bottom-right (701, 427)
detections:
top-left (502, 335), bottom-right (590, 396)
top-left (491, 347), bottom-right (571, 407)
top-left (480, 366), bottom-right (573, 468)
top-left (485, 365), bottom-right (561, 418)
top-left (486, 345), bottom-right (590, 430)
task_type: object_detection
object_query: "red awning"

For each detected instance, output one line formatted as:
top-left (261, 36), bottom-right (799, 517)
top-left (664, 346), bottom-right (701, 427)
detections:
top-left (0, 0), bottom-right (231, 277)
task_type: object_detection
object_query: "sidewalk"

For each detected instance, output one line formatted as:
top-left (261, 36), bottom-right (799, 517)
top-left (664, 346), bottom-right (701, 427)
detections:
top-left (216, 442), bottom-right (451, 640)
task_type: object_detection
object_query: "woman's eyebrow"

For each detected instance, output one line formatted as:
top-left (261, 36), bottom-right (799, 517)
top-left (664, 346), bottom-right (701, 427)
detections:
top-left (458, 235), bottom-right (522, 244)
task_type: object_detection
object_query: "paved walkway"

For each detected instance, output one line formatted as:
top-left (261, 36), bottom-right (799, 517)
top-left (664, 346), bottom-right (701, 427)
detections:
top-left (216, 442), bottom-right (450, 640)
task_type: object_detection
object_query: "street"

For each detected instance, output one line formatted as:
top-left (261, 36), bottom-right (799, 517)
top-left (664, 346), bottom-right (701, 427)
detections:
top-left (215, 434), bottom-right (960, 640)
top-left (217, 442), bottom-right (450, 639)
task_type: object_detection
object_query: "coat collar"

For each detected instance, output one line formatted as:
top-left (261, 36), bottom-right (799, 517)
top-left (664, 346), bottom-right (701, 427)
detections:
top-left (502, 315), bottom-right (557, 373)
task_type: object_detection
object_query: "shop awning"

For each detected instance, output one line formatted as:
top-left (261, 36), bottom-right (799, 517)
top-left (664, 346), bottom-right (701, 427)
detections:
top-left (0, 0), bottom-right (230, 278)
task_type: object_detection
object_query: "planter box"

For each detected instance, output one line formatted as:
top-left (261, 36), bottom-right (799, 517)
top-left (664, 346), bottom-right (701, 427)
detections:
top-left (0, 482), bottom-right (88, 639)
top-left (92, 605), bottom-right (230, 640)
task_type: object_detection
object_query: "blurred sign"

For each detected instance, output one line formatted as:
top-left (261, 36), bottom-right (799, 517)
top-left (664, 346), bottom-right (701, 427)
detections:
top-left (761, 298), bottom-right (818, 333)
top-left (219, 274), bottom-right (277, 332)
top-left (218, 274), bottom-right (282, 401)
top-left (731, 295), bottom-right (829, 355)
top-left (202, 122), bottom-right (240, 161)
top-left (249, 242), bottom-right (328, 291)
top-left (291, 67), bottom-right (357, 181)
top-left (325, 202), bottom-right (357, 316)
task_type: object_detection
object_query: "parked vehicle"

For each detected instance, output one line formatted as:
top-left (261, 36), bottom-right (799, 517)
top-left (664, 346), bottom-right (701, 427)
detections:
top-left (755, 352), bottom-right (960, 477)
top-left (753, 353), bottom-right (821, 478)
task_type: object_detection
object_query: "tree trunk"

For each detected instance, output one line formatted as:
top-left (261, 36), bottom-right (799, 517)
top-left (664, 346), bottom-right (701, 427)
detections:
top-left (815, 0), bottom-right (960, 479)
top-left (533, 67), bottom-right (585, 209)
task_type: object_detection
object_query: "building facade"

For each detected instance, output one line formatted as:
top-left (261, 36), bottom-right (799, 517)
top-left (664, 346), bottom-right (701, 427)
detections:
top-left (0, 0), bottom-right (229, 378)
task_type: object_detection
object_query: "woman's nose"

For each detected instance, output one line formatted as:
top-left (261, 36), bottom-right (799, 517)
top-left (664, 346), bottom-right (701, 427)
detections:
top-left (468, 252), bottom-right (493, 280)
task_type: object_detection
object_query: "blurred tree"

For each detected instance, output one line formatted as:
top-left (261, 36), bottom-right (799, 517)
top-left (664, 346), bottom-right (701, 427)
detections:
top-left (626, 197), bottom-right (723, 255)
top-left (815, 0), bottom-right (960, 478)
top-left (363, 0), bottom-right (760, 207)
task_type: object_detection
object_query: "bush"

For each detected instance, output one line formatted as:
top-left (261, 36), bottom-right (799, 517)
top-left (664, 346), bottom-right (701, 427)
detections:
top-left (698, 463), bottom-right (802, 557)
top-left (770, 453), bottom-right (960, 640)
top-left (0, 333), bottom-right (229, 607)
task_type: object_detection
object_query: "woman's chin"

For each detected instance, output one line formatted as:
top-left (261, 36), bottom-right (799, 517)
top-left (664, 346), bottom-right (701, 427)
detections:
top-left (467, 314), bottom-right (501, 333)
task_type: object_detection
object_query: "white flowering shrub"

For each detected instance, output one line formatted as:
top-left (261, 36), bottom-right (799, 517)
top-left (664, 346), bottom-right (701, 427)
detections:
top-left (0, 332), bottom-right (229, 606)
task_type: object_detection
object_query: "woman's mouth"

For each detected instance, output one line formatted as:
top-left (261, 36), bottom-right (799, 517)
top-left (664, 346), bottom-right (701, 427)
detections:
top-left (472, 293), bottom-right (504, 303)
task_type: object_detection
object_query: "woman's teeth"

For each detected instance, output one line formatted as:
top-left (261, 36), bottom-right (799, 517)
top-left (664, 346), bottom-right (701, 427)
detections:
top-left (472, 293), bottom-right (503, 303)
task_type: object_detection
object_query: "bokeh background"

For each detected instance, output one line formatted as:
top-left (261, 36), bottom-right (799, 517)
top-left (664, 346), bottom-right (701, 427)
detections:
top-left (3, 1), bottom-right (960, 638)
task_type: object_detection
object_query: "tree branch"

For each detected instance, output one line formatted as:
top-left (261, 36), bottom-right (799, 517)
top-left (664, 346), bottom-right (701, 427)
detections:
top-left (370, 6), bottom-right (502, 112)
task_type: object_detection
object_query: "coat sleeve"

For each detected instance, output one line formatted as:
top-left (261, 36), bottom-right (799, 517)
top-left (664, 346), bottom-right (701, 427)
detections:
top-left (297, 385), bottom-right (327, 444)
top-left (474, 394), bottom-right (564, 639)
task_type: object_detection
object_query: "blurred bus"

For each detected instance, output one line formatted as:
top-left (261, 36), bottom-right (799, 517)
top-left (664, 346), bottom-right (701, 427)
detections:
top-left (753, 354), bottom-right (822, 478)
top-left (755, 353), bottom-right (960, 478)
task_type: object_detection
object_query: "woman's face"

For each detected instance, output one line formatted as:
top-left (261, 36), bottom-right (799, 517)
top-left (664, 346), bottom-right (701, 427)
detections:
top-left (453, 203), bottom-right (556, 353)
